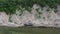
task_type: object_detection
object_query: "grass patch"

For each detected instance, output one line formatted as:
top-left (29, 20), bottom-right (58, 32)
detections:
top-left (0, 26), bottom-right (60, 34)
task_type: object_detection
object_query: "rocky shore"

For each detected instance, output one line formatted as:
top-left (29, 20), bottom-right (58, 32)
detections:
top-left (0, 4), bottom-right (60, 27)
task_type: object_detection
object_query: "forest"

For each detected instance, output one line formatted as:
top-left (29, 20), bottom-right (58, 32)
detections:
top-left (0, 0), bottom-right (60, 15)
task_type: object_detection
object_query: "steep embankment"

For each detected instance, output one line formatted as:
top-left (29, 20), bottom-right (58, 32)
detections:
top-left (0, 4), bottom-right (60, 27)
top-left (0, 0), bottom-right (60, 27)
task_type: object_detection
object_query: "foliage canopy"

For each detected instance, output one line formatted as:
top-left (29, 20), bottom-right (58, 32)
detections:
top-left (0, 0), bottom-right (60, 14)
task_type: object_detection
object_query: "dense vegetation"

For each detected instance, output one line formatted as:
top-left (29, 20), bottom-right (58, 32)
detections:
top-left (0, 0), bottom-right (60, 15)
